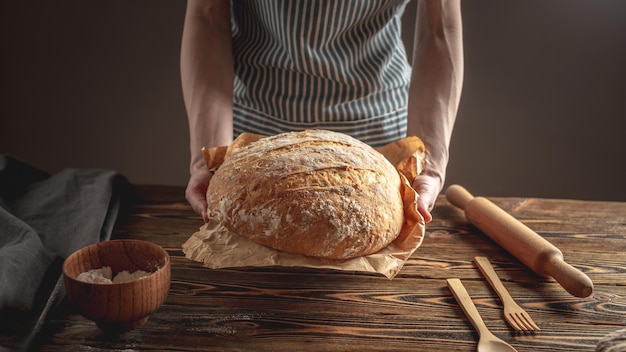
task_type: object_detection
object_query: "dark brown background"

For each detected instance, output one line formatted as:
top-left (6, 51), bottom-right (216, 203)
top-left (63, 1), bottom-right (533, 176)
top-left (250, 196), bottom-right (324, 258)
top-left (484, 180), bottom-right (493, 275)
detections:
top-left (2, 1), bottom-right (625, 201)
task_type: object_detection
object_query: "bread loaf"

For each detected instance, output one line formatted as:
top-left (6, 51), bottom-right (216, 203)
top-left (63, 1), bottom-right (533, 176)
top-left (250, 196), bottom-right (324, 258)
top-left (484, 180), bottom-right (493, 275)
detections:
top-left (206, 129), bottom-right (405, 260)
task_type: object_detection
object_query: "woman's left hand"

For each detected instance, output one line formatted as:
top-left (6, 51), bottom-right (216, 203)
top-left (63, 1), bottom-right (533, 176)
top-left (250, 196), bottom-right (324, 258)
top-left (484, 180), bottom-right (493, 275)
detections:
top-left (412, 173), bottom-right (442, 223)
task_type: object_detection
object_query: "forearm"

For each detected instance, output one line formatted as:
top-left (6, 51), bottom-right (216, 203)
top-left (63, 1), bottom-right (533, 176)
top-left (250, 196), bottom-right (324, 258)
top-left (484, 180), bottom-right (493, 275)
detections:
top-left (407, 0), bottom-right (464, 184)
top-left (181, 0), bottom-right (234, 173)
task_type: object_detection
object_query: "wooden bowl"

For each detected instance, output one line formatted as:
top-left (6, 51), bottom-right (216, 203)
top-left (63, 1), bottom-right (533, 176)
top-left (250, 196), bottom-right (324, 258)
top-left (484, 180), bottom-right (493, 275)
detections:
top-left (63, 239), bottom-right (171, 332)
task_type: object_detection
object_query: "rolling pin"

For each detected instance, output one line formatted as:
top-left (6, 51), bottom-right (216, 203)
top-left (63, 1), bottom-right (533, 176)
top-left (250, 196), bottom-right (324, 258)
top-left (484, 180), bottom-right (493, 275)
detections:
top-left (445, 184), bottom-right (594, 298)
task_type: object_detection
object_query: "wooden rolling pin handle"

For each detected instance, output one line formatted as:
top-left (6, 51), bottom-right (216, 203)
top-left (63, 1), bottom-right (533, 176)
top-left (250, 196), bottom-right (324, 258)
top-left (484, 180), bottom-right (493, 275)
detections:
top-left (445, 184), bottom-right (473, 210)
top-left (543, 254), bottom-right (594, 298)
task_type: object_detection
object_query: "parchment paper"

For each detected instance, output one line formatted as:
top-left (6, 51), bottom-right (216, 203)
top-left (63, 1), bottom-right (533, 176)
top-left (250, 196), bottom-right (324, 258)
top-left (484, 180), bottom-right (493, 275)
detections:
top-left (182, 133), bottom-right (426, 279)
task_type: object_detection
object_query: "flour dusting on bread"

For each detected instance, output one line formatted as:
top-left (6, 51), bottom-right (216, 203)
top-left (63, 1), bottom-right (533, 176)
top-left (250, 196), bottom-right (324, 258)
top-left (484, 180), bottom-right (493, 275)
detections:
top-left (206, 129), bottom-right (404, 260)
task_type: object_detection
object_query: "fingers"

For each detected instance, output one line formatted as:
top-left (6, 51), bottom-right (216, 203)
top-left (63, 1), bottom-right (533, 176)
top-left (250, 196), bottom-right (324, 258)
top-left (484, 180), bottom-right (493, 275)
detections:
top-left (412, 174), bottom-right (442, 223)
top-left (186, 170), bottom-right (213, 223)
top-left (417, 197), bottom-right (433, 223)
top-left (185, 186), bottom-right (209, 222)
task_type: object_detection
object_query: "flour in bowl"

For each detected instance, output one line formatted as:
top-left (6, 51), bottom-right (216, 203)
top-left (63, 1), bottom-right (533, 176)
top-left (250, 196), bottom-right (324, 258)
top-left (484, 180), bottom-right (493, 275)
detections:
top-left (76, 266), bottom-right (150, 284)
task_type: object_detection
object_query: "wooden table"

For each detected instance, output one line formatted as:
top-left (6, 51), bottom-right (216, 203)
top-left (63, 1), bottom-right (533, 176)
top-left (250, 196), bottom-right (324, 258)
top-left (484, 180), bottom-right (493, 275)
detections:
top-left (34, 185), bottom-right (626, 351)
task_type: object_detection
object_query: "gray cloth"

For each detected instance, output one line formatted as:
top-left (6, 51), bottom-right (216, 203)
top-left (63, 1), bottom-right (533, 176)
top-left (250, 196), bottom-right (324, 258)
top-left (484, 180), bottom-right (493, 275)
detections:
top-left (0, 155), bottom-right (130, 348)
top-left (596, 328), bottom-right (626, 352)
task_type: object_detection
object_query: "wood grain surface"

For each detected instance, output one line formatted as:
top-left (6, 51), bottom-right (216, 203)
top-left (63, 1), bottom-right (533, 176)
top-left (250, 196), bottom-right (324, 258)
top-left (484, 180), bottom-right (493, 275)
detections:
top-left (32, 185), bottom-right (626, 351)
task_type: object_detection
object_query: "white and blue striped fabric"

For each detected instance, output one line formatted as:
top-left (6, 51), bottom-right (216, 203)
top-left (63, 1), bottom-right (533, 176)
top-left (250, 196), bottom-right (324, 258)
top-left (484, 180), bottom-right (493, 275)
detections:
top-left (231, 0), bottom-right (411, 147)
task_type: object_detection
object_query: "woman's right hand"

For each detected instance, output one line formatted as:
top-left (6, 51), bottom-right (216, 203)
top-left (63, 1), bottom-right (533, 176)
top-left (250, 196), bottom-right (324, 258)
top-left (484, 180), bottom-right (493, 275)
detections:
top-left (181, 0), bottom-right (234, 223)
top-left (185, 168), bottom-right (214, 223)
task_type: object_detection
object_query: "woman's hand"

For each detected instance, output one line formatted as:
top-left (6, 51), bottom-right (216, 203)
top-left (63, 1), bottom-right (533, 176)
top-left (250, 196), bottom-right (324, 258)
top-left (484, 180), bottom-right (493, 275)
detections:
top-left (185, 168), bottom-right (214, 223)
top-left (181, 0), bottom-right (234, 222)
top-left (406, 0), bottom-right (463, 224)
top-left (412, 172), bottom-right (441, 223)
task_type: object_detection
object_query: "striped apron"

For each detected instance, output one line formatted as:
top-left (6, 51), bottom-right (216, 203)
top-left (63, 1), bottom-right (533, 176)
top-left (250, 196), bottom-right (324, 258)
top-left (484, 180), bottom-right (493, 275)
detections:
top-left (231, 0), bottom-right (411, 147)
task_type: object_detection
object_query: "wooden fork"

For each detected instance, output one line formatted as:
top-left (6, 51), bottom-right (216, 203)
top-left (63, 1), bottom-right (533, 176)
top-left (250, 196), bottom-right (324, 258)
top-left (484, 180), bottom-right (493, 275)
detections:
top-left (474, 256), bottom-right (540, 331)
